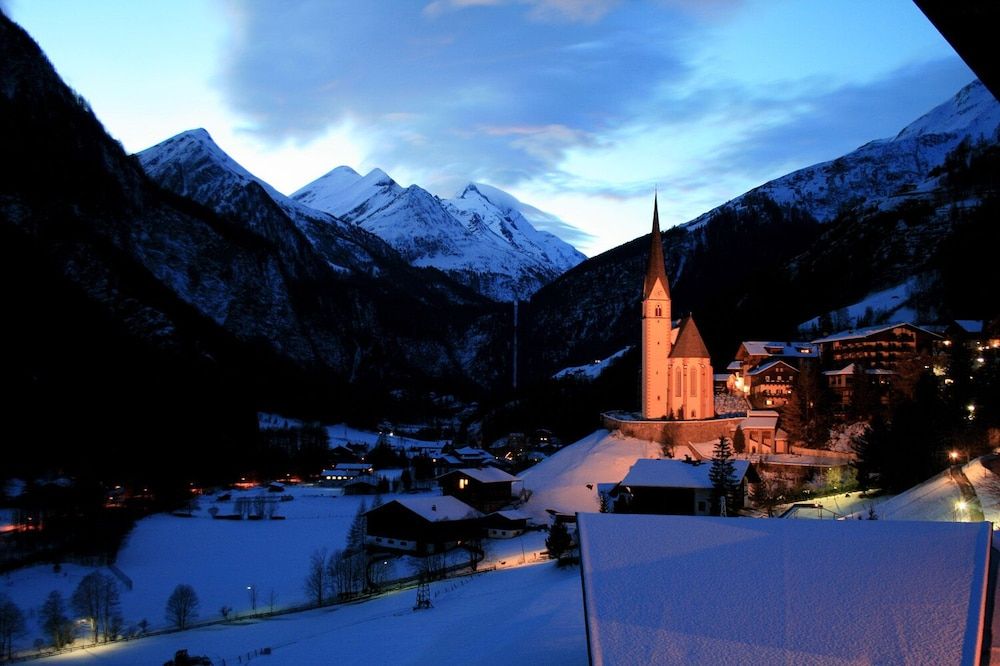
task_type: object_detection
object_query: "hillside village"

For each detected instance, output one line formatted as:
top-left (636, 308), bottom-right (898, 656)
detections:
top-left (2, 195), bottom-right (999, 664)
top-left (3, 5), bottom-right (1000, 665)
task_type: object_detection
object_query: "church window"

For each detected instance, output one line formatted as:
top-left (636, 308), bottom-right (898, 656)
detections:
top-left (655, 305), bottom-right (662, 317)
top-left (690, 370), bottom-right (697, 397)
top-left (675, 369), bottom-right (682, 396)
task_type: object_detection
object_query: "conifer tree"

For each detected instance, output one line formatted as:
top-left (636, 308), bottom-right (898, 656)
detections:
top-left (782, 362), bottom-right (832, 448)
top-left (40, 590), bottom-right (73, 648)
top-left (709, 436), bottom-right (738, 515)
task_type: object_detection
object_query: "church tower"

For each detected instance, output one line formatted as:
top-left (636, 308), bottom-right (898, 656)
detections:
top-left (641, 196), bottom-right (671, 419)
top-left (640, 196), bottom-right (715, 421)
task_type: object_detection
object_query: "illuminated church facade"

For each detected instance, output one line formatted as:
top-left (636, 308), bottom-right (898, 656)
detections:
top-left (640, 197), bottom-right (715, 421)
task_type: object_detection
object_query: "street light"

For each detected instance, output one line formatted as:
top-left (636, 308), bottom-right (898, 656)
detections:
top-left (956, 500), bottom-right (968, 522)
top-left (247, 585), bottom-right (256, 612)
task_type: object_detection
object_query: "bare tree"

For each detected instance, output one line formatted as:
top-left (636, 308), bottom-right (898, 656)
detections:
top-left (165, 584), bottom-right (199, 630)
top-left (40, 590), bottom-right (74, 648)
top-left (0, 595), bottom-right (27, 660)
top-left (304, 548), bottom-right (328, 606)
top-left (71, 572), bottom-right (122, 643)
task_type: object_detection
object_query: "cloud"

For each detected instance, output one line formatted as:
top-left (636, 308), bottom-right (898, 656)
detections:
top-left (218, 1), bottom-right (693, 190)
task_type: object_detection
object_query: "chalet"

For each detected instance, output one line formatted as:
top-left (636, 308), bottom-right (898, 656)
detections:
top-left (734, 410), bottom-right (789, 455)
top-left (450, 446), bottom-right (496, 467)
top-left (613, 458), bottom-right (754, 516)
top-left (578, 514), bottom-right (992, 666)
top-left (813, 322), bottom-right (939, 370)
top-left (318, 462), bottom-right (374, 487)
top-left (823, 363), bottom-right (894, 406)
top-left (364, 496), bottom-right (483, 555)
top-left (438, 467), bottom-right (520, 513)
top-left (484, 510), bottom-right (530, 538)
top-left (745, 359), bottom-right (798, 408)
top-left (728, 341), bottom-right (817, 397)
top-left (343, 476), bottom-right (380, 495)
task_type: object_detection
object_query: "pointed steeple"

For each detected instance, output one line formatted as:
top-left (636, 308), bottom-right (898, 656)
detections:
top-left (669, 315), bottom-right (711, 358)
top-left (643, 194), bottom-right (669, 299)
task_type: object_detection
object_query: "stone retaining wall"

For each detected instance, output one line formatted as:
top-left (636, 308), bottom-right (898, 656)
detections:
top-left (601, 412), bottom-right (745, 445)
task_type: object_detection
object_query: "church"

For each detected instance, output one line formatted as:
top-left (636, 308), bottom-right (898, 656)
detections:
top-left (640, 197), bottom-right (714, 421)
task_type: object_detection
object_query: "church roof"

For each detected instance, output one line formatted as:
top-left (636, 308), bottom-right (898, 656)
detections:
top-left (669, 315), bottom-right (710, 359)
top-left (643, 195), bottom-right (670, 300)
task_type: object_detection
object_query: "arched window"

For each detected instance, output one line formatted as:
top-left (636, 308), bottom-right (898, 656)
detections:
top-left (654, 305), bottom-right (662, 317)
top-left (675, 368), bottom-right (682, 396)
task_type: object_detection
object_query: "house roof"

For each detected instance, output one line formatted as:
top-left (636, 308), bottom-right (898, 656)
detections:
top-left (746, 359), bottom-right (798, 376)
top-left (643, 195), bottom-right (670, 301)
top-left (489, 509), bottom-right (530, 522)
top-left (726, 360), bottom-right (742, 371)
top-left (740, 413), bottom-right (779, 430)
top-left (823, 363), bottom-right (898, 376)
top-left (669, 315), bottom-right (710, 359)
top-left (578, 514), bottom-right (991, 666)
top-left (440, 467), bottom-right (520, 484)
top-left (333, 463), bottom-right (372, 471)
top-left (955, 319), bottom-right (984, 334)
top-left (739, 341), bottom-right (817, 358)
top-left (453, 446), bottom-right (492, 458)
top-left (375, 496), bottom-right (483, 522)
top-left (620, 458), bottom-right (750, 490)
top-left (812, 321), bottom-right (940, 344)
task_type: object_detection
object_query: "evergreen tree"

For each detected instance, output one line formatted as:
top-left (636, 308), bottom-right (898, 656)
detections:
top-left (708, 436), bottom-right (738, 515)
top-left (782, 362), bottom-right (832, 448)
top-left (732, 426), bottom-right (746, 454)
top-left (545, 522), bottom-right (572, 560)
top-left (40, 590), bottom-right (73, 648)
top-left (849, 363), bottom-right (878, 421)
top-left (851, 414), bottom-right (889, 491)
top-left (346, 499), bottom-right (369, 554)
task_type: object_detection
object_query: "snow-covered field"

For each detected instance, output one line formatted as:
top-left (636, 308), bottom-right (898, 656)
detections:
top-left (6, 430), bottom-right (1000, 664)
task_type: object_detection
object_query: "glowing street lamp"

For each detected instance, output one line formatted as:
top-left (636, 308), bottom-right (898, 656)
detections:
top-left (247, 585), bottom-right (256, 612)
top-left (956, 500), bottom-right (968, 522)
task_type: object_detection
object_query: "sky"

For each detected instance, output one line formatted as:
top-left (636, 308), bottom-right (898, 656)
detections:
top-left (4, 0), bottom-right (975, 256)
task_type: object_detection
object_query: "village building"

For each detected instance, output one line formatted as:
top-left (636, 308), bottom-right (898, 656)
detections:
top-left (744, 359), bottom-right (798, 408)
top-left (823, 363), bottom-right (895, 407)
top-left (611, 458), bottom-right (754, 516)
top-left (438, 467), bottom-right (520, 513)
top-left (318, 462), bottom-right (374, 487)
top-left (813, 322), bottom-right (940, 370)
top-left (446, 446), bottom-right (496, 468)
top-left (364, 496), bottom-right (483, 555)
top-left (726, 340), bottom-right (817, 399)
top-left (641, 197), bottom-right (714, 421)
top-left (578, 513), bottom-right (992, 666)
top-left (734, 410), bottom-right (789, 455)
top-left (484, 510), bottom-right (530, 539)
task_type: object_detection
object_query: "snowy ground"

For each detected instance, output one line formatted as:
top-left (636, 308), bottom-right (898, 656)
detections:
top-left (777, 491), bottom-right (892, 519)
top-left (36, 561), bottom-right (586, 665)
top-left (7, 430), bottom-right (1000, 663)
top-left (519, 429), bottom-right (662, 522)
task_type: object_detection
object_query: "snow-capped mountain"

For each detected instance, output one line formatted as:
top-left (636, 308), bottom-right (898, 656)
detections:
top-left (293, 169), bottom-right (585, 301)
top-left (686, 80), bottom-right (1000, 230)
top-left (522, 79), bottom-right (1000, 379)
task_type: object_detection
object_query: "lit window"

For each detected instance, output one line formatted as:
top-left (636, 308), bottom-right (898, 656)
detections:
top-left (459, 478), bottom-right (469, 489)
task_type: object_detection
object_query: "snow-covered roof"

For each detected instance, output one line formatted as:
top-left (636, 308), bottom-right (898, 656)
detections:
top-left (453, 446), bottom-right (492, 458)
top-left (440, 467), bottom-right (520, 483)
top-left (740, 341), bottom-right (817, 357)
top-left (823, 363), bottom-right (897, 376)
top-left (378, 496), bottom-right (483, 522)
top-left (490, 509), bottom-right (530, 522)
top-left (746, 359), bottom-right (798, 376)
top-left (578, 514), bottom-right (992, 666)
top-left (725, 360), bottom-right (742, 371)
top-left (333, 463), bottom-right (372, 471)
top-left (620, 458), bottom-right (750, 489)
top-left (955, 319), bottom-right (984, 334)
top-left (812, 321), bottom-right (939, 344)
top-left (740, 414), bottom-right (778, 430)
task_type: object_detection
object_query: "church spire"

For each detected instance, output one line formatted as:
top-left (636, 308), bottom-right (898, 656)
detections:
top-left (643, 194), bottom-right (669, 300)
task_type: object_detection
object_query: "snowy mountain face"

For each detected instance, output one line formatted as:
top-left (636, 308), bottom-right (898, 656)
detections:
top-left (293, 172), bottom-right (584, 301)
top-left (686, 80), bottom-right (1000, 229)
top-left (523, 80), bottom-right (1000, 378)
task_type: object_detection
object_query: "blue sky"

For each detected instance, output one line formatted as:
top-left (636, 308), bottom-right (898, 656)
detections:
top-left (5, 0), bottom-right (974, 255)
